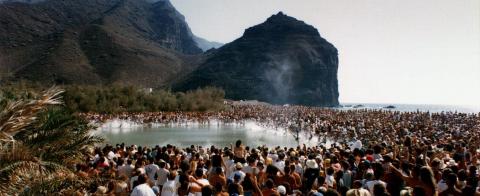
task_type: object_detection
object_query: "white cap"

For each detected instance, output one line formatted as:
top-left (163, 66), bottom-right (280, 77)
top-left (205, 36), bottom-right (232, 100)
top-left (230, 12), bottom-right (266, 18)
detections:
top-left (277, 185), bottom-right (286, 195)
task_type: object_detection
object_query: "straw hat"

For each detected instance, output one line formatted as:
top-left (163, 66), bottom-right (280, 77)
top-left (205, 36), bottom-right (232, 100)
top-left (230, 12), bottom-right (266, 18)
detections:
top-left (235, 162), bottom-right (243, 169)
top-left (96, 186), bottom-right (107, 194)
top-left (306, 159), bottom-right (319, 169)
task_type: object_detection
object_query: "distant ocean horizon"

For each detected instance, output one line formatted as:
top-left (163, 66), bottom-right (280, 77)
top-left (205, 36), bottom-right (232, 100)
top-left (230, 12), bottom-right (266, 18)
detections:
top-left (339, 103), bottom-right (480, 114)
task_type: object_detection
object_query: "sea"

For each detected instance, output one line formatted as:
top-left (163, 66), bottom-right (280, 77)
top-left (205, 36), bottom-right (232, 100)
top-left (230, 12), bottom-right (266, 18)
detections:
top-left (339, 103), bottom-right (480, 114)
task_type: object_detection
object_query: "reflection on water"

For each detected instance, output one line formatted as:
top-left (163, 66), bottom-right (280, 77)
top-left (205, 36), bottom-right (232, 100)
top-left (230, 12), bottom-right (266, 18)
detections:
top-left (93, 120), bottom-right (323, 148)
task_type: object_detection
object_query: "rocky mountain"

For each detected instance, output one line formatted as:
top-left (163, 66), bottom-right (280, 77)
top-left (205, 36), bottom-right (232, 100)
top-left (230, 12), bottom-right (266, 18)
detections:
top-left (0, 0), bottom-right (203, 86)
top-left (0, 0), bottom-right (339, 106)
top-left (174, 12), bottom-right (339, 106)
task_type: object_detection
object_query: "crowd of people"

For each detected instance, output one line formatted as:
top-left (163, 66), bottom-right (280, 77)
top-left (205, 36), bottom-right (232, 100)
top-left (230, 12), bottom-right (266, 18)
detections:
top-left (76, 105), bottom-right (480, 195)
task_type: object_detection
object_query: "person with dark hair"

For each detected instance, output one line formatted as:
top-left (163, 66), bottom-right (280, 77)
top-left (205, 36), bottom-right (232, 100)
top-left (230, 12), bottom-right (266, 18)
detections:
top-left (373, 183), bottom-right (390, 196)
top-left (437, 169), bottom-right (452, 193)
top-left (202, 185), bottom-right (215, 196)
top-left (439, 173), bottom-right (461, 196)
top-left (461, 185), bottom-right (480, 196)
top-left (213, 181), bottom-right (229, 196)
top-left (131, 174), bottom-right (156, 196)
top-left (412, 186), bottom-right (426, 196)
top-left (233, 140), bottom-right (247, 164)
top-left (189, 168), bottom-right (211, 196)
top-left (289, 164), bottom-right (302, 191)
top-left (243, 156), bottom-right (259, 176)
top-left (390, 165), bottom-right (437, 196)
top-left (156, 160), bottom-right (169, 191)
top-left (325, 167), bottom-right (337, 189)
top-left (228, 173), bottom-right (244, 196)
top-left (145, 157), bottom-right (159, 182)
top-left (230, 162), bottom-right (247, 183)
top-left (366, 163), bottom-right (386, 194)
top-left (262, 179), bottom-right (280, 196)
top-left (304, 157), bottom-right (320, 192)
top-left (161, 171), bottom-right (178, 196)
top-left (346, 180), bottom-right (370, 196)
top-left (325, 188), bottom-right (342, 196)
top-left (209, 166), bottom-right (227, 191)
top-left (241, 173), bottom-right (262, 196)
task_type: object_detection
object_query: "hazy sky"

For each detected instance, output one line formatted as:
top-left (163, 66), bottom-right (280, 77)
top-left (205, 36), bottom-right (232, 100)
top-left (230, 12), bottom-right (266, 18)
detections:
top-left (171, 0), bottom-right (480, 106)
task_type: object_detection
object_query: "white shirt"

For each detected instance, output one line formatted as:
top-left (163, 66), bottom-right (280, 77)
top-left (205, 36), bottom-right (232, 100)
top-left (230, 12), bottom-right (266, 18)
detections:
top-left (229, 170), bottom-right (246, 182)
top-left (326, 175), bottom-right (335, 188)
top-left (118, 164), bottom-right (135, 177)
top-left (107, 151), bottom-right (116, 160)
top-left (274, 160), bottom-right (285, 172)
top-left (225, 159), bottom-right (235, 177)
top-left (437, 180), bottom-right (448, 193)
top-left (156, 168), bottom-right (170, 186)
top-left (294, 163), bottom-right (304, 176)
top-left (145, 164), bottom-right (160, 181)
top-left (131, 183), bottom-right (156, 196)
top-left (188, 179), bottom-right (210, 196)
top-left (242, 165), bottom-right (259, 175)
top-left (161, 180), bottom-right (179, 196)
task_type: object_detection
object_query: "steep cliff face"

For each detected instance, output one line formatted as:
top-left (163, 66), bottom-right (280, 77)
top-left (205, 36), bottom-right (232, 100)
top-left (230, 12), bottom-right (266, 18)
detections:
top-left (0, 0), bottom-right (202, 86)
top-left (0, 1), bottom-right (340, 106)
top-left (174, 12), bottom-right (339, 106)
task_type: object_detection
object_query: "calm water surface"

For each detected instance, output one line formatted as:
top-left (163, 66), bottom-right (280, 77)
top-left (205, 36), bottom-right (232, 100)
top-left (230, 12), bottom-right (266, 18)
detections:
top-left (94, 120), bottom-right (320, 148)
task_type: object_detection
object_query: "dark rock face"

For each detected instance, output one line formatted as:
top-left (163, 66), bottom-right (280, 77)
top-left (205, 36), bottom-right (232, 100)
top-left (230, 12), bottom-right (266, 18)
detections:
top-left (0, 1), bottom-right (340, 106)
top-left (0, 0), bottom-right (202, 86)
top-left (149, 0), bottom-right (203, 54)
top-left (174, 12), bottom-right (339, 106)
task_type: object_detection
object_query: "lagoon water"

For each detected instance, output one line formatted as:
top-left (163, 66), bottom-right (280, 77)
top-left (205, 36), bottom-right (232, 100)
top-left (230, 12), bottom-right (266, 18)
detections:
top-left (94, 103), bottom-right (479, 148)
top-left (94, 120), bottom-right (321, 148)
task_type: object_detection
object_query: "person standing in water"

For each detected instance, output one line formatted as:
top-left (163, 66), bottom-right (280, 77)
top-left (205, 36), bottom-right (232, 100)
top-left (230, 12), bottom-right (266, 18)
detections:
top-left (233, 140), bottom-right (247, 164)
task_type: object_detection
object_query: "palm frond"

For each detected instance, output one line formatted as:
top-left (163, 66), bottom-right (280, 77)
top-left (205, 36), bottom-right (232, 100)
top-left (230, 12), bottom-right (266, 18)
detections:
top-left (14, 108), bottom-right (104, 164)
top-left (0, 87), bottom-right (64, 140)
top-left (0, 160), bottom-right (72, 195)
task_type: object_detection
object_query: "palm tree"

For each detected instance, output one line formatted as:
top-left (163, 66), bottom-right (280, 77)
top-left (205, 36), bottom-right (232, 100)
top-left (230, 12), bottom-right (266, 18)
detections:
top-left (0, 88), bottom-right (104, 195)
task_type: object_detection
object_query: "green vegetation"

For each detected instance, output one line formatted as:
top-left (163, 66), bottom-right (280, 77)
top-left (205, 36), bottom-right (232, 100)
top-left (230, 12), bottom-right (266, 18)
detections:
top-left (63, 85), bottom-right (225, 113)
top-left (1, 84), bottom-right (226, 113)
top-left (0, 88), bottom-right (103, 195)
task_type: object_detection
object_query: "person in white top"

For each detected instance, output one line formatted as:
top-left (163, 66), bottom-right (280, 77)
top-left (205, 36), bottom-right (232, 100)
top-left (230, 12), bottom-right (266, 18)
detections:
top-left (156, 161), bottom-right (170, 188)
top-left (131, 174), bottom-right (156, 196)
top-left (189, 168), bottom-right (211, 196)
top-left (162, 171), bottom-right (179, 196)
top-left (117, 159), bottom-right (134, 178)
top-left (145, 158), bottom-right (160, 182)
top-left (229, 162), bottom-right (246, 183)
top-left (273, 152), bottom-right (286, 173)
top-left (225, 152), bottom-right (235, 178)
top-left (365, 166), bottom-right (387, 194)
top-left (325, 167), bottom-right (336, 188)
top-left (242, 157), bottom-right (259, 176)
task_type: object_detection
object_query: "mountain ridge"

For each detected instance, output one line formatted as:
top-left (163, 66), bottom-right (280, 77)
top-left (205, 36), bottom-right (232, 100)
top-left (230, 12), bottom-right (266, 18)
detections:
top-left (0, 2), bottom-right (339, 106)
top-left (173, 12), bottom-right (339, 106)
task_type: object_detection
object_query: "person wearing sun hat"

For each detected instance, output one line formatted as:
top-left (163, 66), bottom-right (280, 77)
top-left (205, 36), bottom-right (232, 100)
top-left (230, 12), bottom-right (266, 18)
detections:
top-left (304, 155), bottom-right (320, 191)
top-left (230, 162), bottom-right (246, 182)
top-left (277, 185), bottom-right (287, 196)
top-left (306, 159), bottom-right (319, 169)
